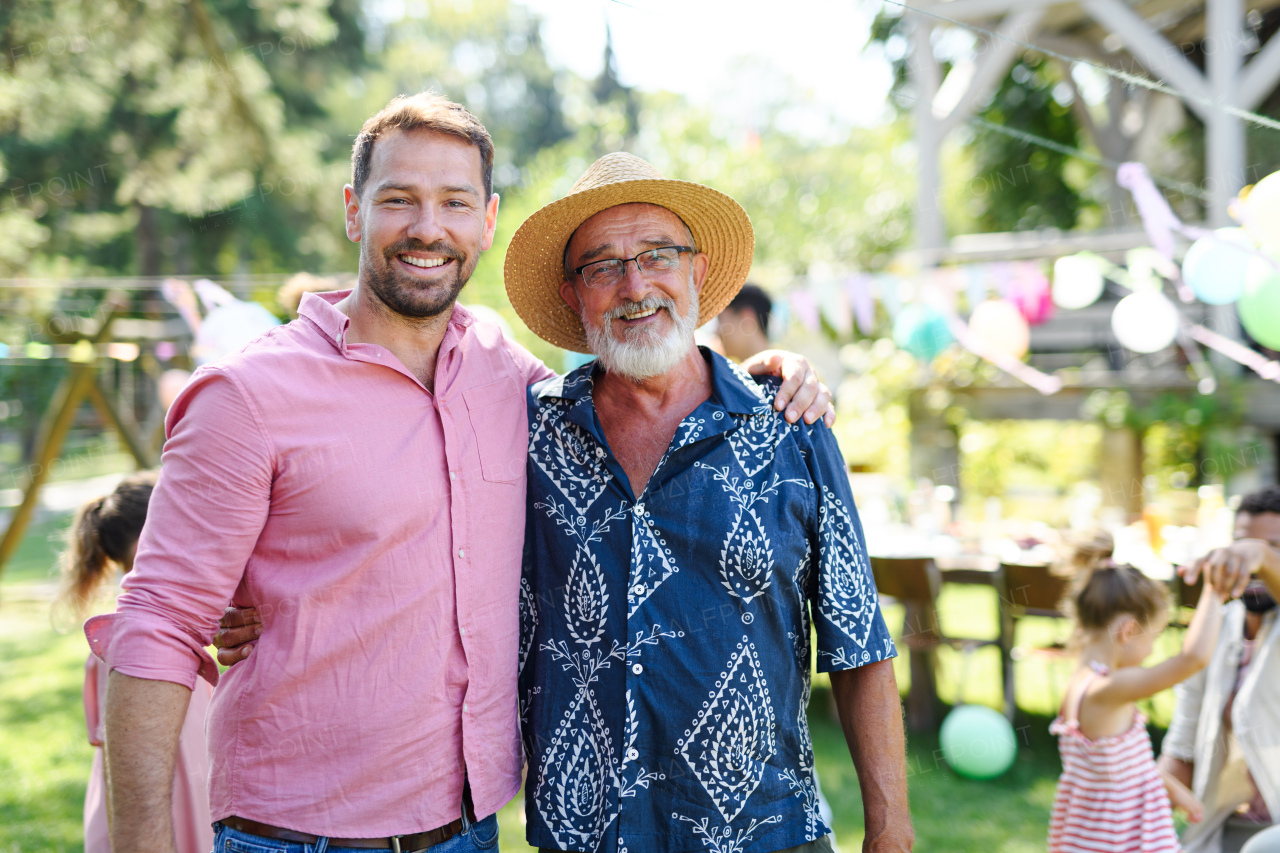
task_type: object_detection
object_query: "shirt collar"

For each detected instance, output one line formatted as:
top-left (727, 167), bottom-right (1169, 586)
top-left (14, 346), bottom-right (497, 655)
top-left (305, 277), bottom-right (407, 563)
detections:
top-left (297, 289), bottom-right (476, 354)
top-left (297, 289), bottom-right (351, 345)
top-left (535, 347), bottom-right (770, 416)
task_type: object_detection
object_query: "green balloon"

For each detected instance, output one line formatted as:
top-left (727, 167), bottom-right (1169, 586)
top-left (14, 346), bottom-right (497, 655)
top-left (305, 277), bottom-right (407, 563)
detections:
top-left (939, 705), bottom-right (1018, 780)
top-left (1241, 259), bottom-right (1280, 350)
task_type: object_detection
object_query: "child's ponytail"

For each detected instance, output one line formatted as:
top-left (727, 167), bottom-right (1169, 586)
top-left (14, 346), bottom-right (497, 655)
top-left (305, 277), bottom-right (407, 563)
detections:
top-left (1065, 529), bottom-right (1168, 631)
top-left (54, 471), bottom-right (158, 622)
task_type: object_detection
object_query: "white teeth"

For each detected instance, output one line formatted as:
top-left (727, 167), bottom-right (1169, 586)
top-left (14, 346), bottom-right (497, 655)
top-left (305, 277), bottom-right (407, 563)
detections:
top-left (622, 308), bottom-right (658, 320)
top-left (401, 255), bottom-right (446, 268)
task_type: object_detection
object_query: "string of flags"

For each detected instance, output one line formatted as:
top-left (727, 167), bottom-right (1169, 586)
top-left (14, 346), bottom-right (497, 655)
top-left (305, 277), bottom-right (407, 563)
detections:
top-left (785, 164), bottom-right (1280, 395)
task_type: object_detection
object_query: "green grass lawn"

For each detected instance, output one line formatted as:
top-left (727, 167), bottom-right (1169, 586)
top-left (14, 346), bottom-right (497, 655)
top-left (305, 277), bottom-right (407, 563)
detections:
top-left (2, 520), bottom-right (1187, 853)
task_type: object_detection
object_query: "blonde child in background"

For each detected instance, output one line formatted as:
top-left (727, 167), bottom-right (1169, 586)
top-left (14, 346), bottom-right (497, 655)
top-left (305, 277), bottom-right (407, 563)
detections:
top-left (1049, 532), bottom-right (1224, 853)
top-left (56, 472), bottom-right (214, 853)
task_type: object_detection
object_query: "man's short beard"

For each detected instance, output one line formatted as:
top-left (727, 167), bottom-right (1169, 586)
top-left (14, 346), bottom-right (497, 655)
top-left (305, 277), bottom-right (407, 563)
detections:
top-left (361, 238), bottom-right (473, 319)
top-left (581, 279), bottom-right (699, 382)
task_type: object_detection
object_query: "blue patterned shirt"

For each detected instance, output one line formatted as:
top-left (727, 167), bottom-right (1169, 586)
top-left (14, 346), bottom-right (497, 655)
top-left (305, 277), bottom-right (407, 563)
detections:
top-left (519, 350), bottom-right (896, 853)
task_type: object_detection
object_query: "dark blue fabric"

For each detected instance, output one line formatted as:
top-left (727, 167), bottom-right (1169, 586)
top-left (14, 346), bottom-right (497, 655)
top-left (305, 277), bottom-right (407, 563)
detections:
top-left (519, 350), bottom-right (896, 853)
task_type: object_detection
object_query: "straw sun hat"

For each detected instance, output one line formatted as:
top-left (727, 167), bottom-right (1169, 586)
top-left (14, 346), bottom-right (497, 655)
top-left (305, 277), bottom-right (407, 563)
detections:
top-left (503, 152), bottom-right (755, 353)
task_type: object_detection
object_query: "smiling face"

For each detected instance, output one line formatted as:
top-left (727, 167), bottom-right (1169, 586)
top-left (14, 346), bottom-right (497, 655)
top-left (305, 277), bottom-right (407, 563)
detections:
top-left (559, 203), bottom-right (709, 381)
top-left (344, 129), bottom-right (499, 319)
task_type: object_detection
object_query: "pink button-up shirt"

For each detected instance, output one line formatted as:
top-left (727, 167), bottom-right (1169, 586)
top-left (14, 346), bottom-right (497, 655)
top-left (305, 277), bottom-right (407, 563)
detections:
top-left (85, 291), bottom-right (553, 836)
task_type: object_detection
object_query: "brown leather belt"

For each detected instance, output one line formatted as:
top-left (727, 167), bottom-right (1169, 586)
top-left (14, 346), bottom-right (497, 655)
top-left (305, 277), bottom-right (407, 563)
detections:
top-left (221, 797), bottom-right (477, 853)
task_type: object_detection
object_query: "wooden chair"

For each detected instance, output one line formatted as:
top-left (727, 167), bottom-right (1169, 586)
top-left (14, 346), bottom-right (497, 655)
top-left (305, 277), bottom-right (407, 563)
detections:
top-left (871, 556), bottom-right (1001, 731)
top-left (998, 562), bottom-right (1073, 719)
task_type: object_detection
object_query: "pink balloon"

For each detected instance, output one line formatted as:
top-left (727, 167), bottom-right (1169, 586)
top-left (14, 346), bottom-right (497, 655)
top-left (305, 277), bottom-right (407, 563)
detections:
top-left (1007, 263), bottom-right (1055, 325)
top-left (968, 299), bottom-right (1031, 359)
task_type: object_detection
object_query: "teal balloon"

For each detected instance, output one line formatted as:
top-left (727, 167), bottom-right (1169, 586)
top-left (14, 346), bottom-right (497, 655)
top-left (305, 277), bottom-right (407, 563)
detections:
top-left (1241, 258), bottom-right (1280, 350)
top-left (939, 705), bottom-right (1017, 780)
top-left (1183, 228), bottom-right (1253, 305)
top-left (893, 304), bottom-right (953, 362)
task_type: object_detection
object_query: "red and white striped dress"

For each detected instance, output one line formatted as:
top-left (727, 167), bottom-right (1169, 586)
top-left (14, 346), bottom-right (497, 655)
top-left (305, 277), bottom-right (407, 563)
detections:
top-left (1048, 665), bottom-right (1180, 852)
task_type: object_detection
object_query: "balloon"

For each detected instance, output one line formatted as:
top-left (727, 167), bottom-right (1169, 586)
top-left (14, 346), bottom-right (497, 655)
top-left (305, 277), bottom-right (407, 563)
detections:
top-left (1111, 290), bottom-right (1179, 353)
top-left (1052, 254), bottom-right (1105, 309)
top-left (1240, 257), bottom-right (1280, 349)
top-left (1182, 228), bottom-right (1255, 305)
top-left (1006, 263), bottom-right (1054, 325)
top-left (1240, 824), bottom-right (1280, 853)
top-left (939, 704), bottom-right (1018, 780)
top-left (968, 299), bottom-right (1030, 359)
top-left (1242, 170), bottom-right (1280, 255)
top-left (893, 304), bottom-right (953, 362)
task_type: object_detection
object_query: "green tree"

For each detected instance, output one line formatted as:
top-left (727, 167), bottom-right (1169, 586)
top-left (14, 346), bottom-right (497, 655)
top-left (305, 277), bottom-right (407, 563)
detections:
top-left (1, 0), bottom-right (361, 277)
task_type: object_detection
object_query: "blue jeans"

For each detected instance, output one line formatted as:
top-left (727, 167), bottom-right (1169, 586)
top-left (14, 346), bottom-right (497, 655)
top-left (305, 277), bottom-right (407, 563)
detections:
top-left (212, 813), bottom-right (499, 853)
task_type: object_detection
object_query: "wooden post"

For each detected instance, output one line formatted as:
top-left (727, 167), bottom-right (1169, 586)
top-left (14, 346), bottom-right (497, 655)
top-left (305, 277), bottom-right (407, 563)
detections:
top-left (86, 380), bottom-right (158, 469)
top-left (0, 363), bottom-right (98, 573)
top-left (0, 292), bottom-right (127, 577)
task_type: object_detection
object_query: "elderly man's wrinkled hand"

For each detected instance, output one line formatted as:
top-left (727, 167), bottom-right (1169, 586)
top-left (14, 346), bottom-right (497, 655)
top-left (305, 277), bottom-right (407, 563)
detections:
top-left (740, 349), bottom-right (835, 427)
top-left (213, 605), bottom-right (262, 666)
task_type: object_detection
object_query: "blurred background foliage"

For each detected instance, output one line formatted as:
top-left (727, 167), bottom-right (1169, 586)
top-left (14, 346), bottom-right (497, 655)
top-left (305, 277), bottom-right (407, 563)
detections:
top-left (0, 0), bottom-right (917, 366)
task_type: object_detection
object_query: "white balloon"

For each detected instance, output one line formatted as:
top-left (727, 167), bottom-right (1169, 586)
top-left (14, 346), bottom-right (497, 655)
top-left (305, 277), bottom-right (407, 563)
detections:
top-left (1111, 290), bottom-right (1179, 353)
top-left (1240, 824), bottom-right (1280, 853)
top-left (1053, 254), bottom-right (1105, 309)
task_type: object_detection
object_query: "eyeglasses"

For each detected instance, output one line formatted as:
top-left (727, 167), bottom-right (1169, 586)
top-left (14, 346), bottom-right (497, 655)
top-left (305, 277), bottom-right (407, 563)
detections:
top-left (574, 246), bottom-right (694, 289)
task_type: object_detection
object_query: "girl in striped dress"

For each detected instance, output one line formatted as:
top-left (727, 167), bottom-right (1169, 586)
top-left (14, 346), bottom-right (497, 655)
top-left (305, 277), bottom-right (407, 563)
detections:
top-left (1049, 533), bottom-right (1224, 852)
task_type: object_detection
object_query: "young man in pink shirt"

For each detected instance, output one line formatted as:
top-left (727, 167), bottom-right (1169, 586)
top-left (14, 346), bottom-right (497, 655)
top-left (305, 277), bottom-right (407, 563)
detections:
top-left (89, 93), bottom-right (831, 853)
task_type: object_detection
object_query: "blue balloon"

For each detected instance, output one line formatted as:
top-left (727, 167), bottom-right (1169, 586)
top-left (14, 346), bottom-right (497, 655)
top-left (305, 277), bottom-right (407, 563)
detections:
top-left (893, 304), bottom-right (953, 362)
top-left (1183, 228), bottom-right (1254, 305)
top-left (939, 704), bottom-right (1018, 780)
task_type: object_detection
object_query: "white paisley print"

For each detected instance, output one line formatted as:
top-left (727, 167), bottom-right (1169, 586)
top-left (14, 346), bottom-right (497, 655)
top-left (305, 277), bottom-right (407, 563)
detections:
top-left (520, 351), bottom-right (896, 853)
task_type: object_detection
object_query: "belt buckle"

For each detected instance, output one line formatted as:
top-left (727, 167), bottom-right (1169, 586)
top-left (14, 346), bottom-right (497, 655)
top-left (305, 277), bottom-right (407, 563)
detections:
top-left (390, 837), bottom-right (403, 853)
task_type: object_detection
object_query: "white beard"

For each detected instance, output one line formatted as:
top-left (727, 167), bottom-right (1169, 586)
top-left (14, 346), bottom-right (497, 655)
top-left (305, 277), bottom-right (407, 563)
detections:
top-left (581, 280), bottom-right (699, 383)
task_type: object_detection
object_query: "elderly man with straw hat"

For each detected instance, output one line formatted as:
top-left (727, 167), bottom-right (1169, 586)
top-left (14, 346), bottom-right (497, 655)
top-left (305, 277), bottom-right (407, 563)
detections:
top-left (507, 154), bottom-right (913, 853)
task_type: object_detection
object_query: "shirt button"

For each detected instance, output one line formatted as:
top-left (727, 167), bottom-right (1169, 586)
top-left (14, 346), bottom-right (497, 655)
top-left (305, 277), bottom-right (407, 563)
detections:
top-left (626, 748), bottom-right (639, 761)
top-left (631, 663), bottom-right (643, 675)
top-left (457, 548), bottom-right (465, 559)
top-left (595, 447), bottom-right (605, 458)
top-left (631, 584), bottom-right (644, 596)
top-left (449, 471), bottom-right (456, 480)
top-left (463, 703), bottom-right (469, 713)
top-left (460, 627), bottom-right (466, 637)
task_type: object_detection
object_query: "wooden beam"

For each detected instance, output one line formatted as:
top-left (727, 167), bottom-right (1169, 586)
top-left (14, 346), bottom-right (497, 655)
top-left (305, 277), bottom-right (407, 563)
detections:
top-left (1082, 0), bottom-right (1213, 119)
top-left (916, 0), bottom-right (1068, 23)
top-left (86, 379), bottom-right (158, 469)
top-left (0, 365), bottom-right (97, 574)
top-left (0, 291), bottom-right (128, 577)
top-left (939, 8), bottom-right (1048, 134)
top-left (1239, 31), bottom-right (1280, 110)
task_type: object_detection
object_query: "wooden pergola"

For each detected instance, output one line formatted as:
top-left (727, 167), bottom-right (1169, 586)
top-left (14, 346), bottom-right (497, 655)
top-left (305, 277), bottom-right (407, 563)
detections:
top-left (909, 0), bottom-right (1280, 257)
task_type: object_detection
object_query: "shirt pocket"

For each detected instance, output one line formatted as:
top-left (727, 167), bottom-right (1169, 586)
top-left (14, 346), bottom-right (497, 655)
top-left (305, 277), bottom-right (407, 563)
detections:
top-left (464, 376), bottom-right (526, 484)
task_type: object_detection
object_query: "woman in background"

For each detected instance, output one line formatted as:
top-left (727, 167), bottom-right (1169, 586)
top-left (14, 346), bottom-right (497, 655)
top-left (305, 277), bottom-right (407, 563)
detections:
top-left (56, 471), bottom-right (213, 853)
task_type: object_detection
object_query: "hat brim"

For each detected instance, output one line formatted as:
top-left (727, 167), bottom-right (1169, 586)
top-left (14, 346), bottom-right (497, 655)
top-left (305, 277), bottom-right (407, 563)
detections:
top-left (504, 178), bottom-right (754, 353)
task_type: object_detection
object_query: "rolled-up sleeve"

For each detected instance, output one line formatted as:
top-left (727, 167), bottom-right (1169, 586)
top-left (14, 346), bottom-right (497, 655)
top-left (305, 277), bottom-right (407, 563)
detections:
top-left (84, 366), bottom-right (273, 689)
